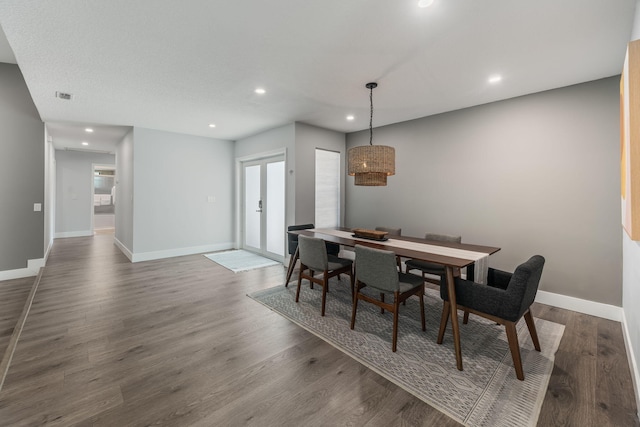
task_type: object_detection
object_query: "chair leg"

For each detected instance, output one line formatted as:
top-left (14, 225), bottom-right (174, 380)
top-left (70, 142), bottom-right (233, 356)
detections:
top-left (321, 273), bottom-right (328, 316)
top-left (392, 298), bottom-right (400, 352)
top-left (380, 293), bottom-right (385, 314)
top-left (437, 300), bottom-right (450, 344)
top-left (463, 310), bottom-right (469, 324)
top-left (350, 287), bottom-right (359, 329)
top-left (419, 292), bottom-right (426, 332)
top-left (505, 322), bottom-right (525, 380)
top-left (295, 265), bottom-right (304, 302)
top-left (349, 271), bottom-right (355, 299)
top-left (524, 310), bottom-right (541, 351)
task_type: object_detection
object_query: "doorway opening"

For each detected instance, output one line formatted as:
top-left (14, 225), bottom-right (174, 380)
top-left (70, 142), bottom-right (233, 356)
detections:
top-left (92, 164), bottom-right (116, 234)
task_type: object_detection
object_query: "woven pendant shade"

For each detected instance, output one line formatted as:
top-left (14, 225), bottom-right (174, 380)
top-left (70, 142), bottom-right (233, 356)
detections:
top-left (348, 145), bottom-right (395, 186)
top-left (348, 82), bottom-right (395, 186)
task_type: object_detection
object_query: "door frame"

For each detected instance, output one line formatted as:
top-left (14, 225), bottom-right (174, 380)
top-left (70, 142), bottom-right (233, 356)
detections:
top-left (235, 148), bottom-right (288, 262)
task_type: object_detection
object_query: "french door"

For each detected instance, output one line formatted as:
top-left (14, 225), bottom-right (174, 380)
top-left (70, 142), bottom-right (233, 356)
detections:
top-left (242, 155), bottom-right (285, 261)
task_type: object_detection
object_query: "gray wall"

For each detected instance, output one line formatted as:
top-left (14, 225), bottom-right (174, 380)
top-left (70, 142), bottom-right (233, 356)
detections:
top-left (132, 127), bottom-right (234, 256)
top-left (235, 123), bottom-right (296, 235)
top-left (295, 123), bottom-right (346, 226)
top-left (115, 129), bottom-right (134, 251)
top-left (234, 122), bottom-right (347, 235)
top-left (346, 77), bottom-right (621, 306)
top-left (0, 63), bottom-right (44, 271)
top-left (55, 150), bottom-right (115, 236)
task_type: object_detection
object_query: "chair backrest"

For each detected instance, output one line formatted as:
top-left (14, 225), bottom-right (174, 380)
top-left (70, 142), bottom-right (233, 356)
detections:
top-left (287, 223), bottom-right (315, 255)
top-left (298, 235), bottom-right (328, 272)
top-left (424, 233), bottom-right (461, 244)
top-left (375, 226), bottom-right (401, 236)
top-left (507, 255), bottom-right (545, 319)
top-left (354, 245), bottom-right (399, 292)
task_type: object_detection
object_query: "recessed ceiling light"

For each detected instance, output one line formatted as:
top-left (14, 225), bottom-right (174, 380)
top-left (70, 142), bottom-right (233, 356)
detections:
top-left (255, 88), bottom-right (266, 94)
top-left (85, 128), bottom-right (94, 133)
top-left (208, 123), bottom-right (216, 128)
top-left (346, 115), bottom-right (355, 121)
top-left (82, 142), bottom-right (89, 146)
top-left (418, 0), bottom-right (434, 7)
top-left (488, 75), bottom-right (502, 84)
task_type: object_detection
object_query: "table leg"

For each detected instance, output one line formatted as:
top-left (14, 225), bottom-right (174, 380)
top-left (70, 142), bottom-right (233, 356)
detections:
top-left (285, 247), bottom-right (299, 287)
top-left (445, 265), bottom-right (463, 371)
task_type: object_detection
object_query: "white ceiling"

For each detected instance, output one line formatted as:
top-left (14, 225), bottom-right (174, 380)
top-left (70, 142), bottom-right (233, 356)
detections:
top-left (0, 0), bottom-right (636, 151)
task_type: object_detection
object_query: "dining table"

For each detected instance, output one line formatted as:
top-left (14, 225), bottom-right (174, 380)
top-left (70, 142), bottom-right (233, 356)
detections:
top-left (285, 227), bottom-right (501, 372)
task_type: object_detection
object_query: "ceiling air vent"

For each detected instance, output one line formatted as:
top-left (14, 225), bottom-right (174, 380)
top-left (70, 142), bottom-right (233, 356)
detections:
top-left (55, 91), bottom-right (72, 100)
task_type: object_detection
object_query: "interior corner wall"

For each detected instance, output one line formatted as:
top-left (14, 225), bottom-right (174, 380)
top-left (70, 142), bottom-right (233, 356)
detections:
top-left (55, 150), bottom-right (115, 237)
top-left (115, 128), bottom-right (134, 254)
top-left (346, 77), bottom-right (621, 307)
top-left (131, 127), bottom-right (234, 260)
top-left (623, 0), bottom-right (640, 411)
top-left (294, 123), bottom-right (346, 226)
top-left (235, 123), bottom-right (296, 230)
top-left (44, 126), bottom-right (55, 257)
top-left (0, 62), bottom-right (44, 273)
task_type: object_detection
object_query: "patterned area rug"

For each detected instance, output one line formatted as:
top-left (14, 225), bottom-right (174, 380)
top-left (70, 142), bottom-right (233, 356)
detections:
top-left (204, 250), bottom-right (280, 273)
top-left (248, 279), bottom-right (564, 427)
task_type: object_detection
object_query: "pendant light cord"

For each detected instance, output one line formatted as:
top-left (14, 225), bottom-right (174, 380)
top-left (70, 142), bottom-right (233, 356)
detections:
top-left (369, 85), bottom-right (374, 145)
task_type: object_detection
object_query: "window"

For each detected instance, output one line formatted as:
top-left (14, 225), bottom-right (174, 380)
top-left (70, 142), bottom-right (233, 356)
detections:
top-left (315, 149), bottom-right (340, 228)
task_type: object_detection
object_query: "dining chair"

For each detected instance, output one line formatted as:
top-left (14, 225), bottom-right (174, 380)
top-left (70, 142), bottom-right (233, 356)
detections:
top-left (351, 245), bottom-right (425, 352)
top-left (375, 226), bottom-right (401, 236)
top-left (296, 235), bottom-right (354, 316)
top-left (376, 226), bottom-right (402, 270)
top-left (437, 255), bottom-right (545, 380)
top-left (286, 223), bottom-right (340, 287)
top-left (405, 233), bottom-right (462, 284)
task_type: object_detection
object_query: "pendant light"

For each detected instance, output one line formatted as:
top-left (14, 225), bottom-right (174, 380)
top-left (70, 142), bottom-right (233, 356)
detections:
top-left (347, 82), bottom-right (395, 186)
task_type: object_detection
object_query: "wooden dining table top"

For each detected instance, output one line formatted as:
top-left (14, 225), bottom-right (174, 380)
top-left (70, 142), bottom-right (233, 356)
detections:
top-left (291, 227), bottom-right (500, 269)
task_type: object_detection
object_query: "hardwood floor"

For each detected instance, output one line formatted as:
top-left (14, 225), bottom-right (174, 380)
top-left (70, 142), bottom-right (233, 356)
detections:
top-left (0, 277), bottom-right (33, 357)
top-left (0, 234), bottom-right (638, 426)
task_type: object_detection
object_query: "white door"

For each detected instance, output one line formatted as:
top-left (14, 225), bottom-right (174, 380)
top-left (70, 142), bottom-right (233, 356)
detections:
top-left (242, 156), bottom-right (285, 260)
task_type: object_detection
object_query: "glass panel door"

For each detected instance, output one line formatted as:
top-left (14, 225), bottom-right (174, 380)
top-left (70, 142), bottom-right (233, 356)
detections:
top-left (244, 164), bottom-right (262, 251)
top-left (242, 155), bottom-right (285, 260)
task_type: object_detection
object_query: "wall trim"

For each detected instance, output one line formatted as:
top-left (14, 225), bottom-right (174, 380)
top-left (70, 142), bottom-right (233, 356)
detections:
top-left (535, 290), bottom-right (623, 321)
top-left (113, 237), bottom-right (133, 262)
top-left (130, 242), bottom-right (235, 263)
top-left (54, 230), bottom-right (93, 239)
top-left (622, 312), bottom-right (640, 420)
top-left (0, 257), bottom-right (45, 281)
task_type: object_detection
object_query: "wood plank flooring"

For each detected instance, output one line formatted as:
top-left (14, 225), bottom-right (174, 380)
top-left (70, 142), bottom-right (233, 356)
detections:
top-left (0, 233), bottom-right (638, 426)
top-left (0, 277), bottom-right (33, 357)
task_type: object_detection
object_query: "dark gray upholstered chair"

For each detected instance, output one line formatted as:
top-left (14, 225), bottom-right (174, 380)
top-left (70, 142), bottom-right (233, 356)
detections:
top-left (287, 224), bottom-right (339, 257)
top-left (351, 245), bottom-right (425, 352)
top-left (405, 233), bottom-right (462, 284)
top-left (375, 226), bottom-right (401, 236)
top-left (296, 235), bottom-right (354, 316)
top-left (437, 255), bottom-right (545, 380)
top-left (375, 226), bottom-right (402, 269)
top-left (286, 223), bottom-right (340, 287)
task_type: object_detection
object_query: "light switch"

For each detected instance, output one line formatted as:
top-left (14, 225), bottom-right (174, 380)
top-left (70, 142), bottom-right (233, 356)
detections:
top-left (34, 203), bottom-right (42, 212)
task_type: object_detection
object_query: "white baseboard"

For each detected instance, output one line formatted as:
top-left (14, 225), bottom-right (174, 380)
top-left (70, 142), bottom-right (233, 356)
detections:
top-left (622, 313), bottom-right (640, 420)
top-left (113, 237), bottom-right (134, 261)
top-left (0, 257), bottom-right (45, 281)
top-left (535, 290), bottom-right (623, 321)
top-left (130, 242), bottom-right (235, 263)
top-left (54, 230), bottom-right (93, 239)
